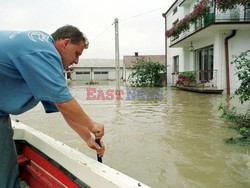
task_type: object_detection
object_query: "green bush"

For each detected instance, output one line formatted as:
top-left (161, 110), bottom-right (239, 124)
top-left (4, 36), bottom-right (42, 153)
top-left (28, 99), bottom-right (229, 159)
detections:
top-left (231, 50), bottom-right (250, 104)
top-left (128, 58), bottom-right (165, 87)
top-left (218, 50), bottom-right (250, 144)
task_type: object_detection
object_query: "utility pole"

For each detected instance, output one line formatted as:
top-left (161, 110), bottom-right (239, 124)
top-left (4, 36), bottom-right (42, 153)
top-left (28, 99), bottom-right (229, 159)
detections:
top-left (114, 18), bottom-right (120, 93)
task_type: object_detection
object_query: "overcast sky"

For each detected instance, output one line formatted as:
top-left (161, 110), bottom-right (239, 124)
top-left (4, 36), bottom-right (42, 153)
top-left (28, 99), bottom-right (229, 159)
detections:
top-left (0, 0), bottom-right (175, 59)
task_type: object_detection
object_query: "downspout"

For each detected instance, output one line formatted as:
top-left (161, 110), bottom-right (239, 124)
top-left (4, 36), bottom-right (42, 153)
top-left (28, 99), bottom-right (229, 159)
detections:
top-left (162, 12), bottom-right (168, 85)
top-left (224, 30), bottom-right (236, 94)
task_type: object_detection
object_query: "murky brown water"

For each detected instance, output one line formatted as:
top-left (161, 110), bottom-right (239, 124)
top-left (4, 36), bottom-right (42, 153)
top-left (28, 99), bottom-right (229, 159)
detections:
top-left (12, 81), bottom-right (250, 188)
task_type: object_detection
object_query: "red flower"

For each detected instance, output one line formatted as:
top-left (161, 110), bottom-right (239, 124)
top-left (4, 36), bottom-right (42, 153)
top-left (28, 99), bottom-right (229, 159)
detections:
top-left (165, 0), bottom-right (210, 38)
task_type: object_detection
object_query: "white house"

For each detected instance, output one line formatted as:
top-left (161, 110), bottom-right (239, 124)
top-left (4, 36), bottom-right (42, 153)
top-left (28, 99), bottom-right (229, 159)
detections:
top-left (69, 59), bottom-right (123, 81)
top-left (162, 0), bottom-right (250, 94)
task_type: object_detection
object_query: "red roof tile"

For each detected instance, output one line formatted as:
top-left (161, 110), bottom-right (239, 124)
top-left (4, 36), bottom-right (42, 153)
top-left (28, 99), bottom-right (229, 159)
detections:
top-left (123, 55), bottom-right (165, 68)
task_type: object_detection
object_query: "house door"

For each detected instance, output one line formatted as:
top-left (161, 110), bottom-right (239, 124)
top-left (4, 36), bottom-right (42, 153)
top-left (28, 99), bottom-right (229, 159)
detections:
top-left (172, 56), bottom-right (179, 86)
top-left (75, 71), bottom-right (91, 81)
top-left (94, 71), bottom-right (109, 80)
top-left (173, 55), bottom-right (179, 73)
top-left (197, 46), bottom-right (213, 82)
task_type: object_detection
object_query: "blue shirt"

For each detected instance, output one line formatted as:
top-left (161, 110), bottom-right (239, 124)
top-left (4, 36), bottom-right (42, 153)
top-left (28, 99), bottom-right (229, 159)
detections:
top-left (0, 30), bottom-right (73, 116)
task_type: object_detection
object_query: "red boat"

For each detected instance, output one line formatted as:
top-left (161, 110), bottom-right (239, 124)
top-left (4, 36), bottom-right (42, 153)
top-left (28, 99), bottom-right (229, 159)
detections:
top-left (13, 120), bottom-right (149, 188)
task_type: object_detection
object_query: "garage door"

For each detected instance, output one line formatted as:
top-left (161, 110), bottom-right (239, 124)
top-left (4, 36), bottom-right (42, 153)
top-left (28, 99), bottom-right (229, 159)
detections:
top-left (75, 71), bottom-right (90, 80)
top-left (94, 71), bottom-right (109, 80)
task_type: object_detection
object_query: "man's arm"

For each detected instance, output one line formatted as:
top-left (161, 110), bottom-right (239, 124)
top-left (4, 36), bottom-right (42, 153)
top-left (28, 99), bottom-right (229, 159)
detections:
top-left (55, 98), bottom-right (105, 156)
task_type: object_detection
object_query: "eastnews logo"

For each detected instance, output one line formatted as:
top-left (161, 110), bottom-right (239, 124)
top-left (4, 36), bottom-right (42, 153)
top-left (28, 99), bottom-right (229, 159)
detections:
top-left (86, 88), bottom-right (164, 100)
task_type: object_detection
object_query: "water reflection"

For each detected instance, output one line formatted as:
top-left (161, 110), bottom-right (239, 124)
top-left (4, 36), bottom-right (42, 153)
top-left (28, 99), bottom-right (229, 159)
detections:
top-left (12, 81), bottom-right (250, 188)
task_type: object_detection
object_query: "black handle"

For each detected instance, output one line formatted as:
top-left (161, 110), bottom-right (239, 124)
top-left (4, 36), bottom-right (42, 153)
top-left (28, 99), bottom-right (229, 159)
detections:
top-left (95, 138), bottom-right (102, 163)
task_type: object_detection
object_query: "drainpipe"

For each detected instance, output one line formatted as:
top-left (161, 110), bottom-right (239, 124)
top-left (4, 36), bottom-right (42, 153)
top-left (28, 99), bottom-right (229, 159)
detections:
top-left (162, 12), bottom-right (168, 85)
top-left (224, 30), bottom-right (236, 94)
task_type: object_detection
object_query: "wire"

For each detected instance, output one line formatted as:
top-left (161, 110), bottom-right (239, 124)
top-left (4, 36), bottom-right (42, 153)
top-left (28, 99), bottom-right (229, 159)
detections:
top-left (90, 4), bottom-right (170, 42)
top-left (120, 4), bottom-right (169, 22)
top-left (90, 24), bottom-right (113, 42)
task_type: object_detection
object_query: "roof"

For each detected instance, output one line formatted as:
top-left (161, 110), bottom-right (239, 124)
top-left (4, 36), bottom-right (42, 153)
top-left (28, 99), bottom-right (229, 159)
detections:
top-left (73, 59), bottom-right (123, 68)
top-left (163, 0), bottom-right (199, 17)
top-left (123, 55), bottom-right (165, 69)
top-left (162, 0), bottom-right (179, 17)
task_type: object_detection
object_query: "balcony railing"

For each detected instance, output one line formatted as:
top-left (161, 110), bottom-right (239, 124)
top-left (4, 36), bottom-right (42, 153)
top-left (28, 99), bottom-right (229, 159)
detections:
top-left (172, 70), bottom-right (218, 87)
top-left (170, 5), bottom-right (250, 45)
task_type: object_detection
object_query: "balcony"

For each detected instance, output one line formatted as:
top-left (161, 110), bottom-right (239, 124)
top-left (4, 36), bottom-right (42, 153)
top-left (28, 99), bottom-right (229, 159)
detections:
top-left (170, 5), bottom-right (250, 47)
top-left (172, 70), bottom-right (223, 94)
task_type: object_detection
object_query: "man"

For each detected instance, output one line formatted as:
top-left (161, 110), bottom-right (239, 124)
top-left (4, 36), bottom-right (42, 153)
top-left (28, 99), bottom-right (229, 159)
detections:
top-left (0, 25), bottom-right (105, 187)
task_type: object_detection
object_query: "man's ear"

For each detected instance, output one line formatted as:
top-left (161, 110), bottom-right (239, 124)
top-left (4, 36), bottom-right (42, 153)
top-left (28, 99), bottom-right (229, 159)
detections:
top-left (63, 38), bottom-right (71, 49)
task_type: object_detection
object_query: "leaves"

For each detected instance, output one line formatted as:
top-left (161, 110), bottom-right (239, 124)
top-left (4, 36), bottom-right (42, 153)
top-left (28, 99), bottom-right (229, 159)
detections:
top-left (218, 104), bottom-right (250, 128)
top-left (231, 50), bottom-right (250, 104)
top-left (128, 58), bottom-right (165, 87)
top-left (218, 50), bottom-right (250, 144)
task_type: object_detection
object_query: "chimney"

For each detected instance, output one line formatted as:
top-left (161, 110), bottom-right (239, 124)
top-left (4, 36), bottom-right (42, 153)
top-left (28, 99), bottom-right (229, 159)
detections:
top-left (134, 52), bottom-right (139, 57)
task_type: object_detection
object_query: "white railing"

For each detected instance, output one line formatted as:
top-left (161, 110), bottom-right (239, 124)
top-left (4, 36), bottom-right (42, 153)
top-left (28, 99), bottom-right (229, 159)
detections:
top-left (170, 5), bottom-right (249, 45)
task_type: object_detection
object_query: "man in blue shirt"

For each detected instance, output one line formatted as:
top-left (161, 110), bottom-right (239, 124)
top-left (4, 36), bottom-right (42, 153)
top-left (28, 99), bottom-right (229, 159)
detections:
top-left (0, 25), bottom-right (105, 187)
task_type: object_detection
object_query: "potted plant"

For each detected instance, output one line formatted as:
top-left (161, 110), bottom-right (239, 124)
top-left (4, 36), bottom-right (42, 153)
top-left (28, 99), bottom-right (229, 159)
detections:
top-left (176, 72), bottom-right (196, 87)
top-left (217, 0), bottom-right (248, 12)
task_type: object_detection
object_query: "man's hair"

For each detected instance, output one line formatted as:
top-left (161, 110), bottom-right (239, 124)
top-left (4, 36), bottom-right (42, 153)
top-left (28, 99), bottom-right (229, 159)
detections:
top-left (51, 25), bottom-right (89, 49)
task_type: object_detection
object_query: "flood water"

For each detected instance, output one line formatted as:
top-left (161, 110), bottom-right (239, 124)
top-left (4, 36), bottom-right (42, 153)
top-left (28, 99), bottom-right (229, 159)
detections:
top-left (12, 81), bottom-right (250, 188)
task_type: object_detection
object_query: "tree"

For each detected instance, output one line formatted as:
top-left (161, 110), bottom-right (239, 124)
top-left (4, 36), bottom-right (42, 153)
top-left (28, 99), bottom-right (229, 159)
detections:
top-left (128, 58), bottom-right (165, 87)
top-left (232, 50), bottom-right (250, 104)
top-left (218, 50), bottom-right (250, 144)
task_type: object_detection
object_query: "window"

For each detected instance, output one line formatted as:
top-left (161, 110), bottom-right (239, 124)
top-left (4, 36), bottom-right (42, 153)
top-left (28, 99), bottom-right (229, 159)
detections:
top-left (76, 72), bottom-right (90, 75)
top-left (94, 72), bottom-right (108, 74)
top-left (245, 2), bottom-right (250, 21)
top-left (173, 19), bottom-right (179, 27)
top-left (76, 72), bottom-right (83, 75)
top-left (173, 7), bottom-right (178, 15)
top-left (173, 56), bottom-right (179, 73)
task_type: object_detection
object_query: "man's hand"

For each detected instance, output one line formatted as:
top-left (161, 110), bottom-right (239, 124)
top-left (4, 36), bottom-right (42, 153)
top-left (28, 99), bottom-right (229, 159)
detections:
top-left (55, 99), bottom-right (105, 156)
top-left (86, 137), bottom-right (105, 157)
top-left (89, 122), bottom-right (104, 139)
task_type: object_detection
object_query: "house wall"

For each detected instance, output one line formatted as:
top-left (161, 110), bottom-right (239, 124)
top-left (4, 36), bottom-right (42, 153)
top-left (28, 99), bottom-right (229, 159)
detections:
top-left (166, 1), bottom-right (183, 84)
top-left (212, 30), bottom-right (250, 92)
top-left (125, 69), bottom-right (132, 81)
top-left (71, 68), bottom-right (123, 81)
top-left (184, 47), bottom-right (194, 71)
top-left (108, 69), bottom-right (123, 80)
top-left (213, 32), bottom-right (225, 90)
top-left (166, 2), bottom-right (183, 29)
top-left (165, 0), bottom-right (194, 84)
top-left (229, 30), bottom-right (250, 93)
top-left (167, 48), bottom-right (183, 84)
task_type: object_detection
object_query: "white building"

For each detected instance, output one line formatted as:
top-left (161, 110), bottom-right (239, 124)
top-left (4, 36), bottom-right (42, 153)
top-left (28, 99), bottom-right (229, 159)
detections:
top-left (163, 0), bottom-right (250, 93)
top-left (70, 59), bottom-right (123, 81)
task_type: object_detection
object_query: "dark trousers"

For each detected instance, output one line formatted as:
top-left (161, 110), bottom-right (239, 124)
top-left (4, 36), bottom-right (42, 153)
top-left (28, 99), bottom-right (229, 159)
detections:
top-left (0, 116), bottom-right (19, 188)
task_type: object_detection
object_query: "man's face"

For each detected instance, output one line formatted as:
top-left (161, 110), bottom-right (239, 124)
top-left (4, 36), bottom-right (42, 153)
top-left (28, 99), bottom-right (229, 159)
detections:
top-left (61, 39), bottom-right (85, 69)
